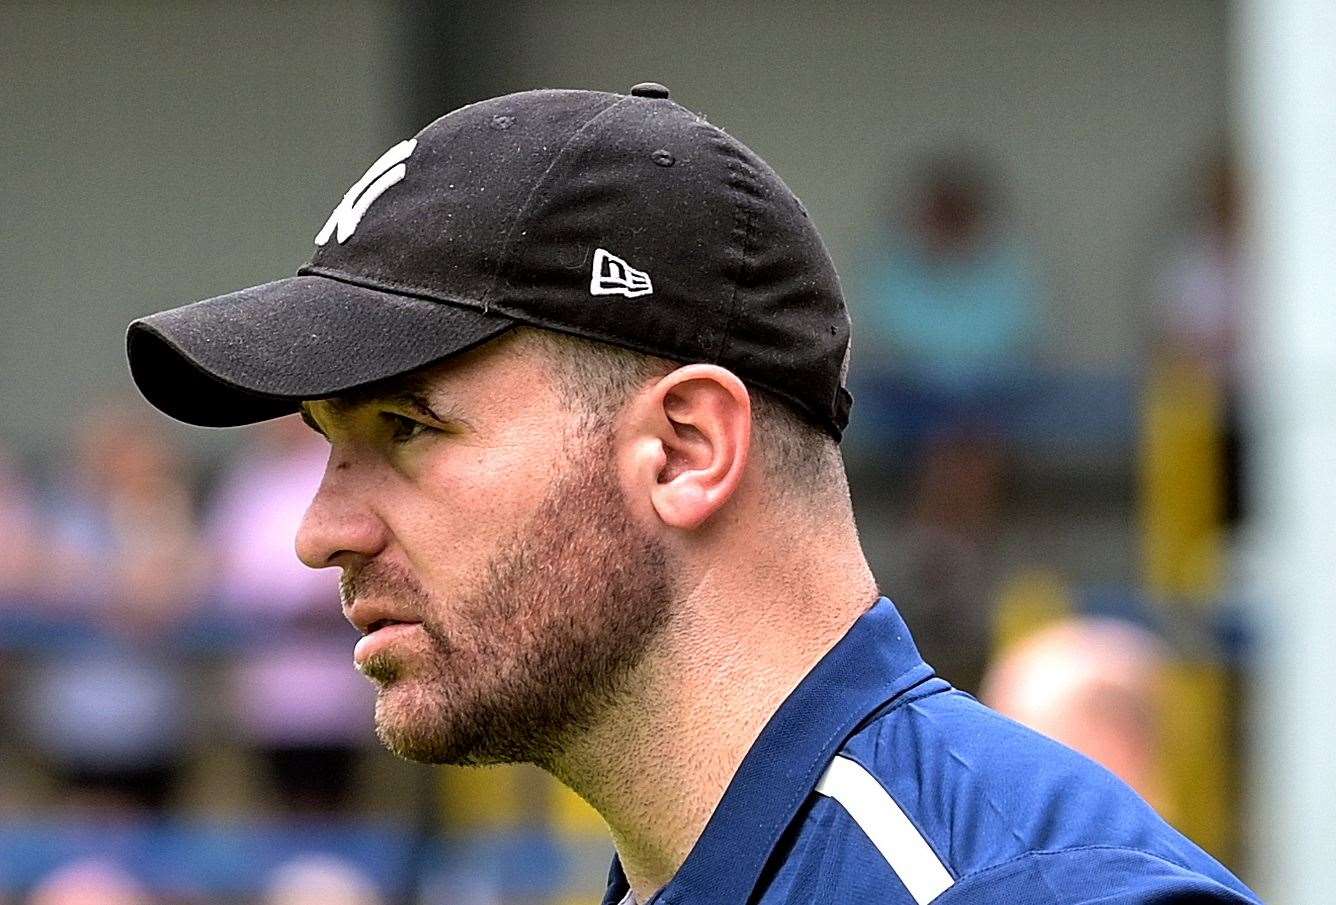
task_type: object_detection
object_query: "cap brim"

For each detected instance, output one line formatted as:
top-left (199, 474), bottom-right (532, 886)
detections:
top-left (127, 275), bottom-right (515, 427)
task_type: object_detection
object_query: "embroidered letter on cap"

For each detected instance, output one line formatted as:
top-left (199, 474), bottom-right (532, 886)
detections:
top-left (590, 248), bottom-right (654, 298)
top-left (315, 138), bottom-right (418, 246)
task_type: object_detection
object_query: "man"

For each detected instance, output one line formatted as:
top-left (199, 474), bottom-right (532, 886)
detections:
top-left (127, 84), bottom-right (1259, 904)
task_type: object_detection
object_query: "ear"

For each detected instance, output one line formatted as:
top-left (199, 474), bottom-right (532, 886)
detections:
top-left (624, 364), bottom-right (752, 531)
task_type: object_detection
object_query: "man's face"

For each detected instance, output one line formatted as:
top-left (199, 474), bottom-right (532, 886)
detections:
top-left (296, 337), bottom-right (673, 766)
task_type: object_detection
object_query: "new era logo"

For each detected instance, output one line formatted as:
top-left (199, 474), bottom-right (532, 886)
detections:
top-left (315, 138), bottom-right (418, 246)
top-left (590, 248), bottom-right (653, 298)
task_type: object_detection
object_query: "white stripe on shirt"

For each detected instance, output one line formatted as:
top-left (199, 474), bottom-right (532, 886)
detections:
top-left (815, 755), bottom-right (955, 904)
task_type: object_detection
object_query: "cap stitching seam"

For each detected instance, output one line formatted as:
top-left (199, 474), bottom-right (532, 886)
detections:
top-left (716, 150), bottom-right (756, 363)
top-left (483, 95), bottom-right (632, 306)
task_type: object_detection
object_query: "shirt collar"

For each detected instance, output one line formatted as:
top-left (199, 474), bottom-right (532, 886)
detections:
top-left (600, 596), bottom-right (934, 905)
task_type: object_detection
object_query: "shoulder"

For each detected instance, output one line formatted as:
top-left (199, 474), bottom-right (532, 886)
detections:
top-left (842, 681), bottom-right (1162, 868)
top-left (937, 846), bottom-right (1259, 904)
top-left (758, 680), bottom-right (1259, 904)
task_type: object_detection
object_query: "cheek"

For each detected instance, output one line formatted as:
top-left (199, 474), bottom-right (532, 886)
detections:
top-left (382, 445), bottom-right (556, 588)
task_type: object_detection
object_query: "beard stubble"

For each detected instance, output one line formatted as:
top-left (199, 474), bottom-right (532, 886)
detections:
top-left (342, 429), bottom-right (673, 769)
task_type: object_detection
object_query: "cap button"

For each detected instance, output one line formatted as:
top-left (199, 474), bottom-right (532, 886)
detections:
top-left (630, 82), bottom-right (671, 99)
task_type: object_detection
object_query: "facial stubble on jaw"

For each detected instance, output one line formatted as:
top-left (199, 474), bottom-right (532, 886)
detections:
top-left (346, 431), bottom-right (673, 769)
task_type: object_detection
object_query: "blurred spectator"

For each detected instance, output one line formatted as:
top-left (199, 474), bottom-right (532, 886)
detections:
top-left (17, 650), bottom-right (190, 812)
top-left (1154, 148), bottom-right (1245, 527)
top-left (26, 859), bottom-right (153, 905)
top-left (263, 854), bottom-right (384, 905)
top-left (1156, 149), bottom-right (1243, 385)
top-left (207, 417), bottom-right (373, 813)
top-left (43, 401), bottom-right (207, 628)
top-left (885, 430), bottom-right (1003, 694)
top-left (15, 403), bottom-right (204, 812)
top-left (860, 151), bottom-right (1042, 394)
top-left (208, 416), bottom-right (343, 623)
top-left (0, 442), bottom-right (40, 604)
top-left (980, 616), bottom-right (1169, 811)
top-left (853, 153), bottom-right (1046, 690)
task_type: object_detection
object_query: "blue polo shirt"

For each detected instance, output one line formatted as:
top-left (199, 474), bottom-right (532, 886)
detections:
top-left (600, 597), bottom-right (1259, 905)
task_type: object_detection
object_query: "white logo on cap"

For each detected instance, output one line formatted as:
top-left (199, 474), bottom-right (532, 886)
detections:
top-left (590, 248), bottom-right (653, 298)
top-left (315, 138), bottom-right (418, 246)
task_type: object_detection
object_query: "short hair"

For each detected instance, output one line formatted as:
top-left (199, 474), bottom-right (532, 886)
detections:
top-left (513, 327), bottom-right (844, 497)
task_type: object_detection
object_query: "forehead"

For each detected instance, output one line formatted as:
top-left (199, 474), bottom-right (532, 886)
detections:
top-left (301, 335), bottom-right (557, 421)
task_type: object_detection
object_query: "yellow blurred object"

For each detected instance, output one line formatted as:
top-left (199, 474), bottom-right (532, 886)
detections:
top-left (991, 566), bottom-right (1074, 653)
top-left (1140, 355), bottom-right (1226, 605)
top-left (1137, 353), bottom-right (1235, 861)
top-left (1156, 659), bottom-right (1233, 858)
top-left (436, 764), bottom-right (531, 829)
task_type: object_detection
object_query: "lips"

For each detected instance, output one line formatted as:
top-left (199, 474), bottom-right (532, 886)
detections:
top-left (353, 620), bottom-right (423, 666)
top-left (346, 599), bottom-right (420, 637)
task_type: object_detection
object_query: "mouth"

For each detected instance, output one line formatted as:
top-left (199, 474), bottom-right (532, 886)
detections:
top-left (346, 596), bottom-right (422, 637)
top-left (364, 618), bottom-right (415, 635)
top-left (353, 619), bottom-right (424, 667)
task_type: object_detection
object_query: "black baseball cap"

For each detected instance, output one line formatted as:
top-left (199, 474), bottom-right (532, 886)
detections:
top-left (127, 83), bottom-right (854, 438)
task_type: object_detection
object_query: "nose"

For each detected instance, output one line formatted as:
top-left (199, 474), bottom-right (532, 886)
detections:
top-left (295, 447), bottom-right (389, 570)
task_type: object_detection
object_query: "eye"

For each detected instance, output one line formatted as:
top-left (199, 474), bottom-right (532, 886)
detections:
top-left (383, 412), bottom-right (434, 443)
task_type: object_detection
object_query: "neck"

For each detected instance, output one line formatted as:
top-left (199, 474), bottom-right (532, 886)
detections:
top-left (545, 556), bottom-right (878, 903)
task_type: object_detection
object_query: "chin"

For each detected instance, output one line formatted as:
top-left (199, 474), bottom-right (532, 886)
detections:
top-left (371, 679), bottom-right (482, 766)
top-left (372, 679), bottom-right (441, 760)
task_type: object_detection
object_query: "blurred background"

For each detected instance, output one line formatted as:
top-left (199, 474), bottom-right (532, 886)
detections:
top-left (2, 1), bottom-right (1333, 903)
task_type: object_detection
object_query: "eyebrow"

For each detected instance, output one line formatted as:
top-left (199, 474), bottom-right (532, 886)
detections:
top-left (299, 375), bottom-right (458, 436)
